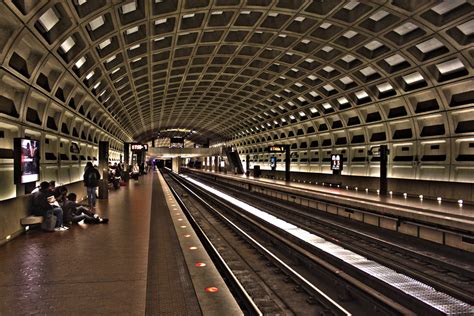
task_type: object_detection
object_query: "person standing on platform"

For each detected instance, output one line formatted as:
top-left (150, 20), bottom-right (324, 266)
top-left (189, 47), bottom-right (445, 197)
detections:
top-left (83, 162), bottom-right (100, 211)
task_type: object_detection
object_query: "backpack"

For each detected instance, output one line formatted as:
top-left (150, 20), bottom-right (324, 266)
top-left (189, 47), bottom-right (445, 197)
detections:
top-left (86, 169), bottom-right (99, 187)
top-left (41, 213), bottom-right (57, 232)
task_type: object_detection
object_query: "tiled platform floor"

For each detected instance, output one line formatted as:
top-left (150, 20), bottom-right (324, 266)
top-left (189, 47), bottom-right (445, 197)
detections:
top-left (0, 172), bottom-right (201, 315)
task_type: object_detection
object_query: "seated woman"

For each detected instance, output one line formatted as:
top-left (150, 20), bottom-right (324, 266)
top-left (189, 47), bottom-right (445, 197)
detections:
top-left (63, 193), bottom-right (109, 226)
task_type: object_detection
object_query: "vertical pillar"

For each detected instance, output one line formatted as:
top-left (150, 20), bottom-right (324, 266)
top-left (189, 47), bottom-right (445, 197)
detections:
top-left (245, 154), bottom-right (250, 176)
top-left (98, 141), bottom-right (109, 199)
top-left (380, 145), bottom-right (388, 195)
top-left (152, 138), bottom-right (155, 147)
top-left (172, 157), bottom-right (181, 174)
top-left (123, 143), bottom-right (130, 181)
top-left (214, 156), bottom-right (219, 172)
top-left (124, 143), bottom-right (130, 166)
top-left (285, 145), bottom-right (291, 182)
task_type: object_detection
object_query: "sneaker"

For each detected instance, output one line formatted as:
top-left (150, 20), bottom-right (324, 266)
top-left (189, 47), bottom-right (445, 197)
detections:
top-left (84, 217), bottom-right (96, 224)
top-left (99, 218), bottom-right (109, 224)
top-left (54, 227), bottom-right (68, 232)
top-left (61, 226), bottom-right (69, 230)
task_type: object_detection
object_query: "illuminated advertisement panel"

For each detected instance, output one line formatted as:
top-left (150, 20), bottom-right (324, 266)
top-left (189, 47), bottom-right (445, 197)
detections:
top-left (14, 138), bottom-right (40, 184)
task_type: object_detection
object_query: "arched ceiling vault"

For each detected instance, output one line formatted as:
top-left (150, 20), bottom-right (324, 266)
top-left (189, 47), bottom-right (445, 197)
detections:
top-left (0, 0), bottom-right (473, 145)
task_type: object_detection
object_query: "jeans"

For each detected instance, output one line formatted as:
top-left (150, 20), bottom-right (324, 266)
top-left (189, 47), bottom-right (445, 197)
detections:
top-left (47, 207), bottom-right (64, 228)
top-left (87, 186), bottom-right (97, 207)
top-left (72, 213), bottom-right (97, 223)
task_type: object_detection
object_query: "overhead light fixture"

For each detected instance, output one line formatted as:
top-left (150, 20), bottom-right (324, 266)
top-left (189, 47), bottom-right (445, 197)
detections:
top-left (88, 16), bottom-right (105, 31)
top-left (74, 56), bottom-right (86, 69)
top-left (38, 8), bottom-right (59, 32)
top-left (60, 37), bottom-right (75, 53)
top-left (121, 1), bottom-right (137, 14)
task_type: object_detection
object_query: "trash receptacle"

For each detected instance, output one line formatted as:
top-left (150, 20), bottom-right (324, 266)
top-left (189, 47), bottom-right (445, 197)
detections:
top-left (98, 179), bottom-right (108, 199)
top-left (253, 165), bottom-right (261, 178)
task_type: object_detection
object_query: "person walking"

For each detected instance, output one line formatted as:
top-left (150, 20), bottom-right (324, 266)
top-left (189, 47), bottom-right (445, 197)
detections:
top-left (83, 162), bottom-right (100, 211)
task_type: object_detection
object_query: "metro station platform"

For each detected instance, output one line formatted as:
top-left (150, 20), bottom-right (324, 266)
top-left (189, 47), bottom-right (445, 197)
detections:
top-left (0, 171), bottom-right (241, 315)
top-left (185, 168), bottom-right (474, 252)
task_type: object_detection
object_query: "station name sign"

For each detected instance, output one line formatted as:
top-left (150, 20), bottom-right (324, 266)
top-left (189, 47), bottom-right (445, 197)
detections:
top-left (268, 145), bottom-right (288, 153)
top-left (131, 143), bottom-right (148, 151)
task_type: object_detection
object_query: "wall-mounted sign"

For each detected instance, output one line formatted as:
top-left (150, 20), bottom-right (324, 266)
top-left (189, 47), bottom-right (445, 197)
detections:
top-left (131, 143), bottom-right (148, 151)
top-left (268, 145), bottom-right (287, 153)
top-left (330, 154), bottom-right (343, 171)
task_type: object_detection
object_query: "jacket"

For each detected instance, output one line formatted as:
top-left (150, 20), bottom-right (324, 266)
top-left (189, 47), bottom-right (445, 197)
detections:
top-left (83, 166), bottom-right (100, 187)
top-left (30, 190), bottom-right (54, 216)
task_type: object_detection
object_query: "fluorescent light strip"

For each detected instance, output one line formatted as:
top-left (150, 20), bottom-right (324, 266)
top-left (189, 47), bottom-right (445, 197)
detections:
top-left (183, 176), bottom-right (472, 315)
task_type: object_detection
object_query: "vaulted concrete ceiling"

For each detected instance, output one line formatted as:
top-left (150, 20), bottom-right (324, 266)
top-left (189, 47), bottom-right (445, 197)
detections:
top-left (0, 0), bottom-right (472, 145)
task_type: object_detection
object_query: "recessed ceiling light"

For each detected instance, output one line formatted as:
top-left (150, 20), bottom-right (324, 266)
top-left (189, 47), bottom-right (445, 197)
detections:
top-left (436, 58), bottom-right (464, 75)
top-left (394, 22), bottom-right (418, 36)
top-left (126, 26), bottom-right (139, 35)
top-left (344, 1), bottom-right (360, 10)
top-left (155, 18), bottom-right (167, 25)
top-left (88, 16), bottom-right (105, 31)
top-left (322, 102), bottom-right (332, 109)
top-left (60, 37), bottom-right (75, 53)
top-left (74, 56), bottom-right (86, 69)
top-left (403, 72), bottom-right (424, 85)
top-left (369, 10), bottom-right (389, 22)
top-left (38, 8), bottom-right (59, 32)
top-left (121, 1), bottom-right (137, 14)
top-left (355, 90), bottom-right (369, 99)
top-left (98, 38), bottom-right (111, 50)
top-left (85, 71), bottom-right (95, 80)
top-left (106, 55), bottom-right (116, 63)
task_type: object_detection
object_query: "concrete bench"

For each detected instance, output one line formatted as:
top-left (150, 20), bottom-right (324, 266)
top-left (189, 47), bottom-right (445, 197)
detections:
top-left (20, 215), bottom-right (44, 226)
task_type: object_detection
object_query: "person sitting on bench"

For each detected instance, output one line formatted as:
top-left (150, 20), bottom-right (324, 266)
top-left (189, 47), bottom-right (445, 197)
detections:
top-left (63, 193), bottom-right (109, 226)
top-left (31, 181), bottom-right (68, 232)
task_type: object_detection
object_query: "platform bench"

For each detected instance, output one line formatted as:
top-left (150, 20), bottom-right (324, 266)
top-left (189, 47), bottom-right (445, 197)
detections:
top-left (20, 215), bottom-right (44, 226)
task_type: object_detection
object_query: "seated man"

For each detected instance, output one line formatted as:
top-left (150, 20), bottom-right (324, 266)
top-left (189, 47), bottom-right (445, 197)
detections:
top-left (63, 193), bottom-right (109, 225)
top-left (31, 181), bottom-right (68, 231)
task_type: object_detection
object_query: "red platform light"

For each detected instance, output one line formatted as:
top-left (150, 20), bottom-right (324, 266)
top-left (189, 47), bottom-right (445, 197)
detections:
top-left (205, 287), bottom-right (219, 293)
top-left (195, 262), bottom-right (206, 267)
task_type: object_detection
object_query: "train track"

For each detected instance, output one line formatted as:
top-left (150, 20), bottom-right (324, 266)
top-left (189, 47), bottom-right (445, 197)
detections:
top-left (187, 171), bottom-right (474, 306)
top-left (164, 170), bottom-right (354, 315)
top-left (163, 169), bottom-right (433, 315)
top-left (170, 170), bottom-right (474, 315)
